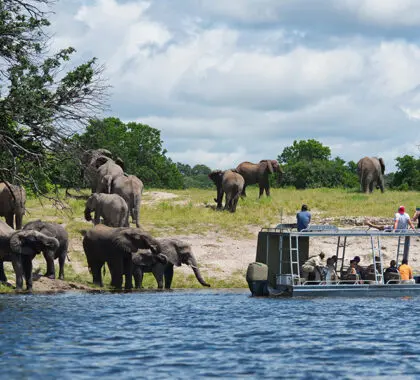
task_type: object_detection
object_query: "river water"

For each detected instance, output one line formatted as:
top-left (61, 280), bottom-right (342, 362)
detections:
top-left (1, 290), bottom-right (420, 379)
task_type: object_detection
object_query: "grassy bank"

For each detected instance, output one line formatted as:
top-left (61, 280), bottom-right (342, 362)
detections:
top-left (2, 186), bottom-right (420, 291)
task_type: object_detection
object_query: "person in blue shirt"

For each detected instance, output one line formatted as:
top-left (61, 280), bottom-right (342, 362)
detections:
top-left (297, 204), bottom-right (311, 231)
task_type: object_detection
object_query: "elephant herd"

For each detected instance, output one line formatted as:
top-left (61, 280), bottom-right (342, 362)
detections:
top-left (0, 151), bottom-right (385, 291)
top-left (208, 159), bottom-right (283, 213)
top-left (208, 156), bottom-right (386, 212)
top-left (0, 149), bottom-right (210, 291)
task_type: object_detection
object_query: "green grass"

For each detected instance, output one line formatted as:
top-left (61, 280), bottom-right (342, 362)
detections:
top-left (3, 186), bottom-right (418, 293)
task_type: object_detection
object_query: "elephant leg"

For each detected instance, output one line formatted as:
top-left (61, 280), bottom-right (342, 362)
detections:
top-left (265, 184), bottom-right (271, 197)
top-left (21, 255), bottom-right (33, 291)
top-left (11, 257), bottom-right (24, 290)
top-left (259, 185), bottom-right (264, 198)
top-left (231, 195), bottom-right (239, 213)
top-left (123, 256), bottom-right (133, 290)
top-left (109, 259), bottom-right (123, 289)
top-left (58, 253), bottom-right (66, 280)
top-left (43, 251), bottom-right (56, 279)
top-left (93, 211), bottom-right (100, 225)
top-left (133, 267), bottom-right (143, 289)
top-left (5, 213), bottom-right (14, 229)
top-left (152, 265), bottom-right (164, 289)
top-left (91, 262), bottom-right (103, 287)
top-left (369, 181), bottom-right (374, 193)
top-left (164, 264), bottom-right (174, 289)
top-left (379, 179), bottom-right (385, 193)
top-left (241, 185), bottom-right (247, 197)
top-left (0, 261), bottom-right (7, 282)
top-left (224, 193), bottom-right (231, 212)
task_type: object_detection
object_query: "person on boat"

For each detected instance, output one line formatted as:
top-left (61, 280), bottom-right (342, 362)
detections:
top-left (394, 206), bottom-right (415, 231)
top-left (398, 259), bottom-right (415, 284)
top-left (352, 256), bottom-right (366, 279)
top-left (325, 257), bottom-right (338, 283)
top-left (296, 204), bottom-right (311, 232)
top-left (384, 260), bottom-right (400, 283)
top-left (412, 207), bottom-right (420, 229)
top-left (366, 256), bottom-right (381, 274)
top-left (302, 252), bottom-right (326, 282)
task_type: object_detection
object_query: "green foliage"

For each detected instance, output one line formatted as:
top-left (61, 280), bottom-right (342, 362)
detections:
top-left (278, 139), bottom-right (358, 189)
top-left (0, 0), bottom-right (108, 190)
top-left (391, 155), bottom-right (420, 190)
top-left (176, 163), bottom-right (213, 189)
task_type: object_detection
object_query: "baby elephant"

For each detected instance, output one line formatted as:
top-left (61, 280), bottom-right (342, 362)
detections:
top-left (84, 193), bottom-right (129, 227)
top-left (132, 238), bottom-right (211, 289)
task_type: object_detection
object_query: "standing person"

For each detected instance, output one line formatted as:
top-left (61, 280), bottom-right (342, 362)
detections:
top-left (398, 259), bottom-right (414, 284)
top-left (394, 206), bottom-right (415, 230)
top-left (412, 207), bottom-right (420, 229)
top-left (297, 204), bottom-right (311, 232)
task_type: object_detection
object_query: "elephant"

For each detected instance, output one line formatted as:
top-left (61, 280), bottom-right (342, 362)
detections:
top-left (84, 193), bottom-right (129, 227)
top-left (22, 220), bottom-right (69, 280)
top-left (108, 174), bottom-right (144, 227)
top-left (82, 225), bottom-right (160, 290)
top-left (235, 159), bottom-right (283, 198)
top-left (81, 149), bottom-right (114, 192)
top-left (0, 182), bottom-right (26, 229)
top-left (208, 170), bottom-right (244, 212)
top-left (95, 157), bottom-right (124, 193)
top-left (0, 220), bottom-right (60, 290)
top-left (132, 238), bottom-right (211, 289)
top-left (80, 149), bottom-right (124, 193)
top-left (357, 156), bottom-right (385, 193)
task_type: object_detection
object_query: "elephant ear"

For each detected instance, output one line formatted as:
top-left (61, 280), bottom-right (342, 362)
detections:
top-left (113, 229), bottom-right (159, 254)
top-left (379, 158), bottom-right (385, 174)
top-left (208, 170), bottom-right (223, 185)
top-left (10, 230), bottom-right (58, 255)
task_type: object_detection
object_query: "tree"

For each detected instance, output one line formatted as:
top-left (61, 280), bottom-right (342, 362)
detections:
top-left (278, 139), bottom-right (331, 165)
top-left (278, 140), bottom-right (358, 189)
top-left (392, 155), bottom-right (420, 190)
top-left (0, 0), bottom-right (108, 192)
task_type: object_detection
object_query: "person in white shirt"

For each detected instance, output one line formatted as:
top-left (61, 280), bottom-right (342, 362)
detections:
top-left (393, 205), bottom-right (415, 230)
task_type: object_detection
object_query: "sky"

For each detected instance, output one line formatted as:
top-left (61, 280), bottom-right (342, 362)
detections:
top-left (50, 0), bottom-right (420, 171)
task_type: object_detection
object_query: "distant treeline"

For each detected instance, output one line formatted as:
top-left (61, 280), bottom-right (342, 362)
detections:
top-left (43, 118), bottom-right (419, 192)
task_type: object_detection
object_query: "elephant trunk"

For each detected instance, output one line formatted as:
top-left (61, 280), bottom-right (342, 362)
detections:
top-left (15, 212), bottom-right (23, 230)
top-left (189, 256), bottom-right (210, 287)
top-left (84, 207), bottom-right (92, 221)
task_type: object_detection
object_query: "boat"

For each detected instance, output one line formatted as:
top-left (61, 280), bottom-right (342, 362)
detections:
top-left (246, 224), bottom-right (420, 297)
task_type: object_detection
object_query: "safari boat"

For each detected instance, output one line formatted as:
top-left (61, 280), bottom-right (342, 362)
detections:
top-left (246, 224), bottom-right (420, 297)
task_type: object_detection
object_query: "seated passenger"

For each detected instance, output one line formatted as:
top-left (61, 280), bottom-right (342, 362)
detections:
top-left (384, 260), bottom-right (400, 283)
top-left (302, 252), bottom-right (326, 282)
top-left (399, 259), bottom-right (415, 284)
top-left (325, 257), bottom-right (338, 283)
top-left (352, 256), bottom-right (366, 279)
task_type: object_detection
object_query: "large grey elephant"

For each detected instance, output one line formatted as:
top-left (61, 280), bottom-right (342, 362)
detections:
top-left (357, 156), bottom-right (385, 193)
top-left (0, 182), bottom-right (26, 229)
top-left (22, 220), bottom-right (69, 280)
top-left (84, 193), bottom-right (129, 227)
top-left (82, 225), bottom-right (160, 290)
top-left (208, 170), bottom-right (244, 213)
top-left (235, 159), bottom-right (283, 198)
top-left (0, 220), bottom-right (59, 290)
top-left (108, 174), bottom-right (144, 227)
top-left (132, 238), bottom-right (211, 289)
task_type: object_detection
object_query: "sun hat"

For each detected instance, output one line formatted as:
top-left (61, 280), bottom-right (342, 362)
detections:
top-left (398, 205), bottom-right (405, 214)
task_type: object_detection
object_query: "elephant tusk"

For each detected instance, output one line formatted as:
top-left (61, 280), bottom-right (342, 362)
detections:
top-left (190, 264), bottom-right (198, 269)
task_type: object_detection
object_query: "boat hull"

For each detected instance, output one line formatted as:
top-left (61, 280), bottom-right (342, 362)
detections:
top-left (267, 284), bottom-right (420, 298)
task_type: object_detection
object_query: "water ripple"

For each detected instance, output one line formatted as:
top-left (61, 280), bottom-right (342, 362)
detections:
top-left (1, 291), bottom-right (420, 378)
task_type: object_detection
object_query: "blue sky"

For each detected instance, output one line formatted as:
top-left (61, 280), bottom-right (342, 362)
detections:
top-left (51, 0), bottom-right (420, 171)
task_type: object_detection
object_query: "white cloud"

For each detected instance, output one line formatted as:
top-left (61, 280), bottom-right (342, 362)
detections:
top-left (50, 0), bottom-right (420, 172)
